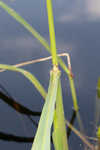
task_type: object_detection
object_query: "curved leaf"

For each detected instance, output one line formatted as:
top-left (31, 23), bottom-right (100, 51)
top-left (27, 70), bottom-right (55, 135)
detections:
top-left (0, 1), bottom-right (70, 74)
top-left (31, 69), bottom-right (60, 150)
top-left (0, 1), bottom-right (78, 111)
top-left (0, 64), bottom-right (46, 99)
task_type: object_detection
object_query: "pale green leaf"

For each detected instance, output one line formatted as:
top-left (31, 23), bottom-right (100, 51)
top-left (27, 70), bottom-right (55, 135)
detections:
top-left (53, 79), bottom-right (69, 150)
top-left (31, 69), bottom-right (60, 150)
top-left (0, 1), bottom-right (71, 76)
top-left (0, 1), bottom-right (78, 112)
top-left (0, 2), bottom-right (75, 79)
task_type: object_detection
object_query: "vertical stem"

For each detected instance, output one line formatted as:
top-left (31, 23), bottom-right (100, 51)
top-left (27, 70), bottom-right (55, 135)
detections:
top-left (46, 0), bottom-right (58, 66)
top-left (68, 76), bottom-right (79, 111)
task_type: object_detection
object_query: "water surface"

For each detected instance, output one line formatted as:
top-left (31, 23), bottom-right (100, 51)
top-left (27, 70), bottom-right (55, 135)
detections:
top-left (0, 0), bottom-right (100, 149)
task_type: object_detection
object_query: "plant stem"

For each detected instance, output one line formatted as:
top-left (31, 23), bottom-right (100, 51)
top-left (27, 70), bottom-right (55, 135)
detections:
top-left (46, 0), bottom-right (58, 66)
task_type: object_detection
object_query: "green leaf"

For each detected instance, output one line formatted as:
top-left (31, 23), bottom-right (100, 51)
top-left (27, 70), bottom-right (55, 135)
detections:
top-left (0, 1), bottom-right (79, 111)
top-left (0, 64), bottom-right (46, 99)
top-left (0, 2), bottom-right (75, 78)
top-left (0, 2), bottom-right (70, 74)
top-left (53, 79), bottom-right (69, 150)
top-left (31, 69), bottom-right (60, 150)
top-left (97, 77), bottom-right (100, 99)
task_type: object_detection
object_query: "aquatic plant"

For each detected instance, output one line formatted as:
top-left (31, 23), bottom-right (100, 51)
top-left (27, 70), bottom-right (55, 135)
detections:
top-left (0, 1), bottom-right (98, 150)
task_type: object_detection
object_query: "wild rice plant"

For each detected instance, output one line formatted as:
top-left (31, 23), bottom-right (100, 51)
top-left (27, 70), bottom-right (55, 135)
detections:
top-left (0, 1), bottom-right (88, 150)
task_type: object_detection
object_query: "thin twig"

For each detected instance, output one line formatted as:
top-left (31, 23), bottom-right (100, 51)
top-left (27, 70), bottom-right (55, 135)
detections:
top-left (0, 53), bottom-right (72, 74)
top-left (65, 119), bottom-right (95, 150)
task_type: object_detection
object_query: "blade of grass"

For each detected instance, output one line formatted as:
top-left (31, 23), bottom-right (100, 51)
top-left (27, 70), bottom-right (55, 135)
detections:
top-left (0, 54), bottom-right (78, 111)
top-left (46, 0), bottom-right (58, 66)
top-left (0, 64), bottom-right (46, 99)
top-left (31, 68), bottom-right (60, 150)
top-left (0, 1), bottom-right (50, 51)
top-left (53, 79), bottom-right (69, 150)
top-left (0, 1), bottom-right (69, 73)
top-left (0, 1), bottom-right (78, 111)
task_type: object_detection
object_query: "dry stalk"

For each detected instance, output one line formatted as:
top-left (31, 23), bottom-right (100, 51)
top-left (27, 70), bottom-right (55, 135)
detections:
top-left (65, 119), bottom-right (95, 150)
top-left (0, 53), bottom-right (72, 74)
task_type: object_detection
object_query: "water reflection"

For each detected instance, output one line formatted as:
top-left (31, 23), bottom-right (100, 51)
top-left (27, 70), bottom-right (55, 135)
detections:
top-left (67, 110), bottom-right (76, 139)
top-left (0, 85), bottom-right (75, 145)
top-left (0, 0), bottom-right (100, 150)
top-left (0, 83), bottom-right (39, 143)
top-left (0, 85), bottom-right (96, 150)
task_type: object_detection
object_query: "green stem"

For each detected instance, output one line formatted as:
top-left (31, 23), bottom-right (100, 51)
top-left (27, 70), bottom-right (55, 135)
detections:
top-left (0, 1), bottom-right (79, 111)
top-left (46, 0), bottom-right (58, 66)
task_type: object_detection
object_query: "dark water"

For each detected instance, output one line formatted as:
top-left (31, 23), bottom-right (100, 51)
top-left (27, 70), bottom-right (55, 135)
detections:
top-left (0, 0), bottom-right (100, 149)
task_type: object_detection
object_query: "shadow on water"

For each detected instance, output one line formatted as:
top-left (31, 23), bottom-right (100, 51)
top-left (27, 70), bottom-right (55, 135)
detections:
top-left (0, 82), bottom-right (98, 150)
top-left (0, 83), bottom-right (39, 143)
top-left (0, 83), bottom-right (76, 143)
